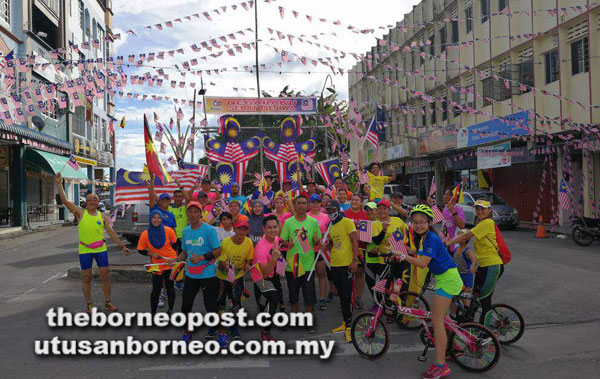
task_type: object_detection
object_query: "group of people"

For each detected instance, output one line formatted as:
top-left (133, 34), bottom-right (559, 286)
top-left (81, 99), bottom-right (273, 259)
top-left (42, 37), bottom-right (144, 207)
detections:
top-left (56, 159), bottom-right (508, 378)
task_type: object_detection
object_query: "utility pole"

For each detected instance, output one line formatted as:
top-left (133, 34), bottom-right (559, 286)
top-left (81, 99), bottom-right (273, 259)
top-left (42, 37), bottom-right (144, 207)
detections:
top-left (191, 90), bottom-right (197, 163)
top-left (255, 0), bottom-right (264, 174)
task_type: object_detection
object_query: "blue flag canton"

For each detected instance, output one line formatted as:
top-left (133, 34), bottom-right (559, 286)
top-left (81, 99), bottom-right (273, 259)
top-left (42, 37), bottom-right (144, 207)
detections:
top-left (392, 229), bottom-right (404, 242)
top-left (357, 221), bottom-right (368, 232)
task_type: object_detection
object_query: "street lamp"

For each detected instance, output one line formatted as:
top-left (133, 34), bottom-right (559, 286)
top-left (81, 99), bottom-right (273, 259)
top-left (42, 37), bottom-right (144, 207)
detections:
top-left (191, 77), bottom-right (208, 163)
top-left (319, 75), bottom-right (336, 159)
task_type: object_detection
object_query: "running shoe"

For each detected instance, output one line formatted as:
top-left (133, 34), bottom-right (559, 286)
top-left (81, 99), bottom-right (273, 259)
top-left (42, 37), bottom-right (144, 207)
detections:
top-left (174, 282), bottom-right (184, 291)
top-left (205, 327), bottom-right (217, 339)
top-left (104, 301), bottom-right (118, 312)
top-left (157, 297), bottom-right (165, 308)
top-left (319, 299), bottom-right (327, 311)
top-left (181, 332), bottom-right (192, 342)
top-left (230, 326), bottom-right (240, 340)
top-left (356, 298), bottom-right (364, 310)
top-left (420, 363), bottom-right (451, 379)
top-left (344, 327), bottom-right (352, 343)
top-left (261, 331), bottom-right (276, 341)
top-left (85, 303), bottom-right (94, 314)
top-left (331, 322), bottom-right (346, 334)
top-left (217, 333), bottom-right (230, 348)
top-left (326, 293), bottom-right (335, 303)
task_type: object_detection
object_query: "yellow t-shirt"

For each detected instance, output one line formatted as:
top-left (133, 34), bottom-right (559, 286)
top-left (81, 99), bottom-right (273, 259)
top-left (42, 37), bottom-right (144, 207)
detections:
top-left (329, 217), bottom-right (357, 267)
top-left (471, 218), bottom-right (503, 267)
top-left (377, 217), bottom-right (408, 253)
top-left (367, 171), bottom-right (390, 200)
top-left (217, 236), bottom-right (254, 279)
top-left (365, 221), bottom-right (385, 264)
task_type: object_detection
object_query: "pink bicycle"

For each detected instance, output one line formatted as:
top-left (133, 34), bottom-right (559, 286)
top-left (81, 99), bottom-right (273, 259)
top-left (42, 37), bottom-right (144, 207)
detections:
top-left (351, 267), bottom-right (501, 372)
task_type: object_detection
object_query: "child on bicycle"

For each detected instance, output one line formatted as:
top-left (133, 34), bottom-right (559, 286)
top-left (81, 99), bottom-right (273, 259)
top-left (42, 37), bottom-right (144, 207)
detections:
top-left (392, 205), bottom-right (462, 379)
top-left (452, 229), bottom-right (477, 308)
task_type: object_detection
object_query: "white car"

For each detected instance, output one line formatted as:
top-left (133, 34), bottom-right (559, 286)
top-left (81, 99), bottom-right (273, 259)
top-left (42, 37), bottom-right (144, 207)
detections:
top-left (461, 191), bottom-right (519, 228)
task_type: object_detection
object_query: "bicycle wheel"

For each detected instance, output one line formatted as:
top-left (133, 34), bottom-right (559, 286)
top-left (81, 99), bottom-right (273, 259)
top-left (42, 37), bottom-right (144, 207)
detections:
top-left (395, 291), bottom-right (430, 330)
top-left (449, 323), bottom-right (501, 372)
top-left (483, 303), bottom-right (525, 345)
top-left (351, 312), bottom-right (390, 360)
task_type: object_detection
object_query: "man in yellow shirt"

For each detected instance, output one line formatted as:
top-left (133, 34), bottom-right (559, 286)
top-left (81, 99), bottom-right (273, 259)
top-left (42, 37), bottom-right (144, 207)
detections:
top-left (324, 200), bottom-right (358, 343)
top-left (216, 219), bottom-right (254, 345)
top-left (358, 150), bottom-right (396, 201)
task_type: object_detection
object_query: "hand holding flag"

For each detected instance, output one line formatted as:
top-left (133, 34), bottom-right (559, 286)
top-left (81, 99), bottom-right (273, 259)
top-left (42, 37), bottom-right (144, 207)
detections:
top-left (389, 228), bottom-right (408, 255)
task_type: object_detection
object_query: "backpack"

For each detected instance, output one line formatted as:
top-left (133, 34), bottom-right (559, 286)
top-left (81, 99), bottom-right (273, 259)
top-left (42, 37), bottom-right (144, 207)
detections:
top-left (494, 224), bottom-right (511, 264)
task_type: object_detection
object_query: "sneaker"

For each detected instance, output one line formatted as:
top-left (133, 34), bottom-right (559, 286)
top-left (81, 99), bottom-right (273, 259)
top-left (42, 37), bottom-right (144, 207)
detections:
top-left (326, 293), bottom-right (335, 303)
top-left (205, 327), bottom-right (217, 339)
top-left (217, 333), bottom-right (230, 348)
top-left (421, 363), bottom-right (451, 379)
top-left (331, 322), bottom-right (346, 334)
top-left (174, 282), bottom-right (184, 291)
top-left (356, 298), bottom-right (364, 310)
top-left (85, 303), bottom-right (94, 314)
top-left (319, 299), bottom-right (327, 311)
top-left (104, 301), bottom-right (118, 312)
top-left (157, 297), bottom-right (165, 308)
top-left (230, 326), bottom-right (240, 340)
top-left (345, 327), bottom-right (352, 343)
top-left (261, 331), bottom-right (276, 341)
top-left (160, 288), bottom-right (168, 301)
top-left (181, 332), bottom-right (192, 342)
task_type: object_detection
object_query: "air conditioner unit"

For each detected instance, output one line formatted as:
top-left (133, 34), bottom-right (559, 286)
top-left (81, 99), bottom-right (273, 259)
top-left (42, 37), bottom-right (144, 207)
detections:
top-left (67, 100), bottom-right (75, 114)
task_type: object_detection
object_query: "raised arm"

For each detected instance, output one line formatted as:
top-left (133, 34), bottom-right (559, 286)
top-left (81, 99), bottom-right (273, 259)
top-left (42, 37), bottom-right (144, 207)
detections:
top-left (102, 213), bottom-right (130, 255)
top-left (386, 164), bottom-right (396, 182)
top-left (55, 173), bottom-right (83, 219)
top-left (177, 178), bottom-right (193, 204)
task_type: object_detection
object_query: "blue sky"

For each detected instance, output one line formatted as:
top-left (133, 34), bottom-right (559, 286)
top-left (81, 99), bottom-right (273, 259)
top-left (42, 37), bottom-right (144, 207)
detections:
top-left (112, 0), bottom-right (418, 171)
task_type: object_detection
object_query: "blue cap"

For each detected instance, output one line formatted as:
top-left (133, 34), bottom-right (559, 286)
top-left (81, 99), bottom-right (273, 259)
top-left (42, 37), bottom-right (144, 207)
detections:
top-left (309, 194), bottom-right (322, 203)
top-left (158, 193), bottom-right (171, 201)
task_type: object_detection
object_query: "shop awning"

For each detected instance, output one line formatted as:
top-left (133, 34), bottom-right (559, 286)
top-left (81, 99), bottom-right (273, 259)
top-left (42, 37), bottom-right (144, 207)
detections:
top-left (0, 120), bottom-right (72, 153)
top-left (24, 148), bottom-right (89, 181)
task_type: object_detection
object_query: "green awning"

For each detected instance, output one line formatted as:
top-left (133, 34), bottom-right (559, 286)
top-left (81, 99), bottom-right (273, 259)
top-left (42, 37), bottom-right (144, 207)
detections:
top-left (25, 148), bottom-right (89, 181)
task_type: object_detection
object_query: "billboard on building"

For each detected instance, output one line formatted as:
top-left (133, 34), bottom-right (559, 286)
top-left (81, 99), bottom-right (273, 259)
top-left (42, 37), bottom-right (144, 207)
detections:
top-left (204, 97), bottom-right (318, 115)
top-left (418, 124), bottom-right (457, 154)
top-left (457, 111), bottom-right (531, 148)
top-left (477, 142), bottom-right (512, 170)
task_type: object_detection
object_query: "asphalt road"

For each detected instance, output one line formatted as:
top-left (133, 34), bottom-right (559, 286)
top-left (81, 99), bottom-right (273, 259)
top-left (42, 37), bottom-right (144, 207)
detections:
top-left (1, 226), bottom-right (599, 378)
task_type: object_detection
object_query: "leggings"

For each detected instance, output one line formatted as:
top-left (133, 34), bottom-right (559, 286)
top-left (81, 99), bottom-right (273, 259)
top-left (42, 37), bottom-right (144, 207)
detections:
top-left (258, 278), bottom-right (280, 332)
top-left (254, 274), bottom-right (285, 309)
top-left (218, 278), bottom-right (244, 312)
top-left (474, 264), bottom-right (504, 324)
top-left (151, 270), bottom-right (175, 314)
top-left (329, 266), bottom-right (353, 325)
top-left (181, 276), bottom-right (220, 328)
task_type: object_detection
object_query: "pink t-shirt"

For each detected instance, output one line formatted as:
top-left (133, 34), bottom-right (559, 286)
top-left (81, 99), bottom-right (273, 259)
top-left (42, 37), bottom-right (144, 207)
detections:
top-left (252, 236), bottom-right (279, 282)
top-left (193, 191), bottom-right (217, 212)
top-left (276, 212), bottom-right (292, 226)
top-left (309, 212), bottom-right (330, 234)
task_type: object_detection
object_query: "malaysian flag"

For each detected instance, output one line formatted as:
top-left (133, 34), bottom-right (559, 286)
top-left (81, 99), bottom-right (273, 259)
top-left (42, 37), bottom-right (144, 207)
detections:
top-left (0, 50), bottom-right (13, 69)
top-left (559, 177), bottom-right (570, 210)
top-left (66, 155), bottom-right (80, 171)
top-left (227, 260), bottom-right (235, 283)
top-left (356, 220), bottom-right (372, 243)
top-left (389, 228), bottom-right (408, 254)
top-left (314, 157), bottom-right (342, 186)
top-left (297, 227), bottom-right (312, 254)
top-left (275, 255), bottom-right (286, 277)
top-left (372, 279), bottom-right (388, 293)
top-left (432, 204), bottom-right (444, 224)
top-left (429, 176), bottom-right (437, 197)
top-left (365, 117), bottom-right (379, 149)
top-left (115, 166), bottom-right (208, 204)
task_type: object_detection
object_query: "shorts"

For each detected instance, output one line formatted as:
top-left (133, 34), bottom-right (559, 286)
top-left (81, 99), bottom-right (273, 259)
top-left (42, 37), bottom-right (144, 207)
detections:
top-left (434, 268), bottom-right (463, 299)
top-left (460, 272), bottom-right (474, 288)
top-left (285, 272), bottom-right (316, 306)
top-left (79, 250), bottom-right (109, 270)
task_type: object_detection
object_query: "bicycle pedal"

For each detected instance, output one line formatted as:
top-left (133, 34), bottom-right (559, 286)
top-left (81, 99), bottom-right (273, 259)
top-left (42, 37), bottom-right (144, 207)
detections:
top-left (418, 356), bottom-right (427, 362)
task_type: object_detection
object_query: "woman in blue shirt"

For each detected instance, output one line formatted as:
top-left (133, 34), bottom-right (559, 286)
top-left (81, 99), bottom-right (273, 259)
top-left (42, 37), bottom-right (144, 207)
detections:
top-left (392, 205), bottom-right (462, 379)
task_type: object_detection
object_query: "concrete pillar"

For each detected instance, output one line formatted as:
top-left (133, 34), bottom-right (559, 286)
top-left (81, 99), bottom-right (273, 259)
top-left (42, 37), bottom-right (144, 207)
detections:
top-left (87, 165), bottom-right (95, 193)
top-left (434, 160), bottom-right (445, 206)
top-left (109, 166), bottom-right (115, 206)
top-left (556, 149), bottom-right (564, 226)
top-left (11, 145), bottom-right (27, 228)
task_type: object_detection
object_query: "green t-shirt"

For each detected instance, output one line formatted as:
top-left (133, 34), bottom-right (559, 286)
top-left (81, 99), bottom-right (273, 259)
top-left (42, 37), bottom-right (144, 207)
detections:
top-left (280, 215), bottom-right (322, 273)
top-left (169, 205), bottom-right (188, 239)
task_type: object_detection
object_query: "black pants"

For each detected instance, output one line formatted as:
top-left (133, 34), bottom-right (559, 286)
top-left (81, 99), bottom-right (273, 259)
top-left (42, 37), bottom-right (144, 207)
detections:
top-left (365, 263), bottom-right (386, 299)
top-left (255, 274), bottom-right (285, 309)
top-left (474, 265), bottom-right (505, 323)
top-left (218, 278), bottom-right (244, 312)
top-left (330, 266), bottom-right (354, 325)
top-left (257, 278), bottom-right (281, 332)
top-left (181, 276), bottom-right (220, 330)
top-left (285, 272), bottom-right (317, 306)
top-left (151, 270), bottom-right (175, 313)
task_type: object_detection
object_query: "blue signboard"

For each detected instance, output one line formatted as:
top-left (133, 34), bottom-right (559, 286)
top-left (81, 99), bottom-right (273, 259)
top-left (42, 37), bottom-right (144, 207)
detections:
top-left (457, 111), bottom-right (531, 148)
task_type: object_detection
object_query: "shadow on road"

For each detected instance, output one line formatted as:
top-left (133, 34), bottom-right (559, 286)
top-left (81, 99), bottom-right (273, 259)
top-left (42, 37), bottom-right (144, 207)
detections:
top-left (8, 252), bottom-right (76, 268)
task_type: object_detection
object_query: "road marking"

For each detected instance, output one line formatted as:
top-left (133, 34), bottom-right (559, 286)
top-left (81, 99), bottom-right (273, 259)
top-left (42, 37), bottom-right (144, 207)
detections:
top-left (139, 358), bottom-right (270, 371)
top-left (42, 272), bottom-right (64, 284)
top-left (7, 288), bottom-right (35, 303)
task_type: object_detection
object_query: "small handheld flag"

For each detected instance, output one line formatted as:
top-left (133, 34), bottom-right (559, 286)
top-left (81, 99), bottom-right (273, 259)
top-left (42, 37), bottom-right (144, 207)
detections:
top-left (364, 117), bottom-right (380, 150)
top-left (451, 183), bottom-right (464, 204)
top-left (66, 155), bottom-right (80, 171)
top-left (356, 220), bottom-right (372, 243)
top-left (431, 204), bottom-right (444, 224)
top-left (429, 176), bottom-right (437, 197)
top-left (118, 116), bottom-right (125, 129)
top-left (296, 227), bottom-right (312, 255)
top-left (291, 253), bottom-right (305, 278)
top-left (389, 228), bottom-right (408, 254)
top-left (275, 255), bottom-right (287, 277)
top-left (227, 260), bottom-right (235, 283)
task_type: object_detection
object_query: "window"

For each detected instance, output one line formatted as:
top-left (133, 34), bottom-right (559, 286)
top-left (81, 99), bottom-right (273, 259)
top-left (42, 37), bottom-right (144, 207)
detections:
top-left (493, 62), bottom-right (512, 101)
top-left (451, 21), bottom-right (459, 43)
top-left (453, 90), bottom-right (462, 116)
top-left (79, 1), bottom-right (84, 29)
top-left (441, 98), bottom-right (448, 120)
top-left (101, 119), bottom-right (107, 150)
top-left (73, 107), bottom-right (86, 137)
top-left (422, 106), bottom-right (427, 126)
top-left (429, 35), bottom-right (435, 55)
top-left (571, 37), bottom-right (589, 75)
top-left (440, 26), bottom-right (447, 52)
top-left (481, 0), bottom-right (489, 23)
top-left (465, 6), bottom-right (473, 33)
top-left (431, 102), bottom-right (437, 124)
top-left (545, 50), bottom-right (559, 84)
top-left (0, 0), bottom-right (10, 25)
top-left (42, 100), bottom-right (58, 120)
top-left (498, 0), bottom-right (508, 11)
top-left (93, 115), bottom-right (99, 146)
top-left (482, 77), bottom-right (493, 106)
top-left (519, 60), bottom-right (533, 92)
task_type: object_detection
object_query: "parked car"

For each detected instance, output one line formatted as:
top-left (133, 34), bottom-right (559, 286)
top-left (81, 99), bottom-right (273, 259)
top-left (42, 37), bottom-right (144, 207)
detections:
top-left (461, 191), bottom-right (519, 228)
top-left (383, 184), bottom-right (402, 199)
top-left (111, 203), bottom-right (151, 244)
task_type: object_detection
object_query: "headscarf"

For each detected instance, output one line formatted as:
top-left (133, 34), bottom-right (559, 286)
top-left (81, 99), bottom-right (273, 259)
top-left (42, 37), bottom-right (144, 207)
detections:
top-left (248, 200), bottom-right (265, 243)
top-left (148, 209), bottom-right (166, 249)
